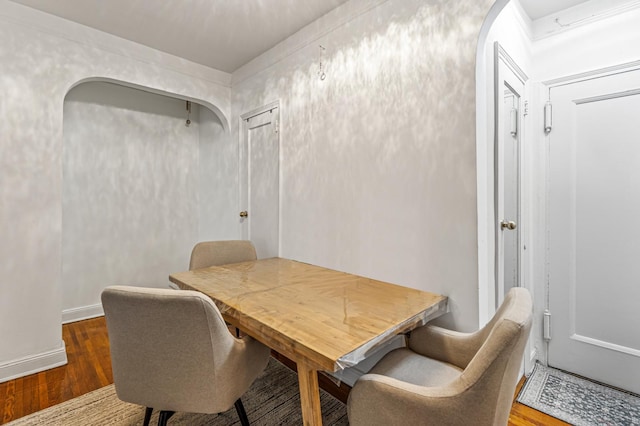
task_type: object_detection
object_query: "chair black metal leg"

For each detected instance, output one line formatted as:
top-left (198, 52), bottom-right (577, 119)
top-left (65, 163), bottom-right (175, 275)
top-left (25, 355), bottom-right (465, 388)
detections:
top-left (157, 410), bottom-right (175, 426)
top-left (143, 407), bottom-right (153, 426)
top-left (234, 398), bottom-right (250, 426)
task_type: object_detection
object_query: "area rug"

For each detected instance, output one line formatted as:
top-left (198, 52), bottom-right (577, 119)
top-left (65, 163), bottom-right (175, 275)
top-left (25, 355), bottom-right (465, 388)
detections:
top-left (6, 358), bottom-right (348, 426)
top-left (517, 363), bottom-right (640, 425)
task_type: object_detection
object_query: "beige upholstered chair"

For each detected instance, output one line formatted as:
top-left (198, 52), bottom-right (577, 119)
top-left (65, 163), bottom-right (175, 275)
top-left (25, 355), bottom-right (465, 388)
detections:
top-left (347, 287), bottom-right (532, 426)
top-left (189, 240), bottom-right (257, 271)
top-left (102, 286), bottom-right (270, 426)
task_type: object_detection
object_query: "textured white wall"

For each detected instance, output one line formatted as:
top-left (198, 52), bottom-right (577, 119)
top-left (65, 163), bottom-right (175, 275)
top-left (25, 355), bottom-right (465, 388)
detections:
top-left (198, 106), bottom-right (240, 241)
top-left (0, 0), bottom-right (500, 381)
top-left (0, 0), bottom-right (232, 379)
top-left (233, 0), bottom-right (495, 332)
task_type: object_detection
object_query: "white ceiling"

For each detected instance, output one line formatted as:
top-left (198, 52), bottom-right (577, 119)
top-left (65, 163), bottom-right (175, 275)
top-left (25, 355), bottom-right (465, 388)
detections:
top-left (9, 0), bottom-right (350, 73)
top-left (518, 0), bottom-right (591, 20)
top-left (10, 0), bottom-right (600, 73)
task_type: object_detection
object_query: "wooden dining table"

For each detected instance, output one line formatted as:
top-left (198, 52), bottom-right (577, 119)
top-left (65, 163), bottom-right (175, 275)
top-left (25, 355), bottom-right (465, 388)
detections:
top-left (169, 257), bottom-right (448, 426)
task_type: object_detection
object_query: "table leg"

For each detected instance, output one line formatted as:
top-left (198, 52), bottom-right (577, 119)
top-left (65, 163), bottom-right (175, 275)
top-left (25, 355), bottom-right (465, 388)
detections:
top-left (297, 361), bottom-right (323, 426)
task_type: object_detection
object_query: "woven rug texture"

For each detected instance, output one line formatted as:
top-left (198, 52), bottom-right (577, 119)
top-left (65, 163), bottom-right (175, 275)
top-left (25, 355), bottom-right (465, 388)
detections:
top-left (6, 358), bottom-right (348, 426)
top-left (517, 363), bottom-right (640, 426)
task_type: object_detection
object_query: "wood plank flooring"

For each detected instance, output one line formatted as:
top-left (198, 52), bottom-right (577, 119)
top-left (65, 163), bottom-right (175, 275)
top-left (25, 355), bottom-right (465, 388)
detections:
top-left (0, 317), bottom-right (566, 425)
top-left (1, 317), bottom-right (113, 424)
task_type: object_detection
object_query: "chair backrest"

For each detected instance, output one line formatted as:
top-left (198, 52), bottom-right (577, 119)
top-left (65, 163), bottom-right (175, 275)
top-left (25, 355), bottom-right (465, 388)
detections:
top-left (189, 240), bottom-right (257, 270)
top-left (102, 286), bottom-right (241, 413)
top-left (458, 288), bottom-right (532, 425)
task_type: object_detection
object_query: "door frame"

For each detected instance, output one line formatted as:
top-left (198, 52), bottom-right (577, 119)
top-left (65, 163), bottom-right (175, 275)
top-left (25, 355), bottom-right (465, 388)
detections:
top-left (541, 59), bottom-right (640, 367)
top-left (239, 100), bottom-right (282, 255)
top-left (494, 43), bottom-right (528, 311)
top-left (493, 43), bottom-right (535, 374)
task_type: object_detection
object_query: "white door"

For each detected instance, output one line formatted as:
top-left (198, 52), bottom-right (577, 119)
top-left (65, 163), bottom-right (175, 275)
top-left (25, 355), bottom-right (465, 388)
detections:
top-left (548, 68), bottom-right (640, 393)
top-left (495, 46), bottom-right (526, 309)
top-left (239, 104), bottom-right (280, 259)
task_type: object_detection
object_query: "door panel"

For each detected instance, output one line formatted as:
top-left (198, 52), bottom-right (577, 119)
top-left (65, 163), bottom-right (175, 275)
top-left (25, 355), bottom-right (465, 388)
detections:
top-left (495, 50), bottom-right (525, 310)
top-left (240, 105), bottom-right (279, 258)
top-left (549, 69), bottom-right (640, 393)
top-left (501, 91), bottom-right (519, 300)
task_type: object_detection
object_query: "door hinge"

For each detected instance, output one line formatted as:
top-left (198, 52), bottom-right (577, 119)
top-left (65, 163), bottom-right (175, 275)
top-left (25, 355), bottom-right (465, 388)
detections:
top-left (543, 309), bottom-right (552, 341)
top-left (524, 100), bottom-right (529, 116)
top-left (544, 101), bottom-right (552, 134)
top-left (510, 108), bottom-right (518, 137)
top-left (273, 118), bottom-right (279, 134)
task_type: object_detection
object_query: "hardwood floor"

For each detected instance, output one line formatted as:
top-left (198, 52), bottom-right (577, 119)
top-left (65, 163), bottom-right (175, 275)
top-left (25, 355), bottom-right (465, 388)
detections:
top-left (0, 317), bottom-right (113, 424)
top-left (0, 317), bottom-right (566, 425)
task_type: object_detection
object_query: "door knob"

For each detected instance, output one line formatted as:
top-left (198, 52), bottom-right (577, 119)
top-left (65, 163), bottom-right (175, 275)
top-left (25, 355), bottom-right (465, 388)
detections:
top-left (239, 211), bottom-right (248, 218)
top-left (500, 220), bottom-right (517, 230)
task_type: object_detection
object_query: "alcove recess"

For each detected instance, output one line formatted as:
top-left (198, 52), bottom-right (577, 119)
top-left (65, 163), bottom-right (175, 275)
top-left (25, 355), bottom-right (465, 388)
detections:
top-left (61, 81), bottom-right (237, 323)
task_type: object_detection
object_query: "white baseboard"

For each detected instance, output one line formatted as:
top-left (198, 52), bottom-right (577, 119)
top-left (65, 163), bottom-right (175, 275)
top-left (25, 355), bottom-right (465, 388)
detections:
top-left (0, 341), bottom-right (67, 383)
top-left (62, 303), bottom-right (104, 324)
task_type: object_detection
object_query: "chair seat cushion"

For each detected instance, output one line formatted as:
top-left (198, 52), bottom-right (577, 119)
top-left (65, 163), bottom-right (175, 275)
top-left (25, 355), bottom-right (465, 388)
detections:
top-left (369, 348), bottom-right (463, 388)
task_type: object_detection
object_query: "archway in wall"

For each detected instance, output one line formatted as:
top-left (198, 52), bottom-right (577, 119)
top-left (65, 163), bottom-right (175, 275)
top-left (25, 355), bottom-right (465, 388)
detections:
top-left (476, 0), bottom-right (540, 376)
top-left (475, 0), bottom-right (510, 328)
top-left (61, 80), bottom-right (238, 323)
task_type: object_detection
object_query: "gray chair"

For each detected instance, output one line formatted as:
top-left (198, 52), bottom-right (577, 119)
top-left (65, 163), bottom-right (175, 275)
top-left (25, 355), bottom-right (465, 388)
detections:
top-left (347, 287), bottom-right (532, 426)
top-left (102, 286), bottom-right (270, 426)
top-left (189, 240), bottom-right (257, 271)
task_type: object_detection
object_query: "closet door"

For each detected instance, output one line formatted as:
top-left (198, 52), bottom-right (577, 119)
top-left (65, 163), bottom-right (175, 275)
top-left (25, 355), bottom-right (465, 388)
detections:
top-left (239, 103), bottom-right (280, 259)
top-left (548, 68), bottom-right (640, 394)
